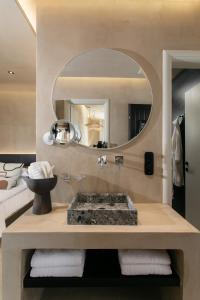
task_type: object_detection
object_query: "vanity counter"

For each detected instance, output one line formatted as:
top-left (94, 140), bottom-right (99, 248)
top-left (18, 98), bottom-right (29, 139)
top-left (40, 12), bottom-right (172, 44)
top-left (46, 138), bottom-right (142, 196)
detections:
top-left (2, 203), bottom-right (199, 235)
top-left (2, 203), bottom-right (200, 300)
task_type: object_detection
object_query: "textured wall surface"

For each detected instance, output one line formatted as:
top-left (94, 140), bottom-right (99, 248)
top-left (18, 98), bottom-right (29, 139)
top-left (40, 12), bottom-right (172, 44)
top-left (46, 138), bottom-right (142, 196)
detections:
top-left (0, 84), bottom-right (36, 154)
top-left (36, 0), bottom-right (200, 204)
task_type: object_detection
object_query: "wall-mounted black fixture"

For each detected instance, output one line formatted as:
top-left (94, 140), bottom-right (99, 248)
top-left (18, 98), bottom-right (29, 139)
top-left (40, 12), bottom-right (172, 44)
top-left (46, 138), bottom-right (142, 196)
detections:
top-left (144, 152), bottom-right (154, 175)
top-left (115, 156), bottom-right (124, 167)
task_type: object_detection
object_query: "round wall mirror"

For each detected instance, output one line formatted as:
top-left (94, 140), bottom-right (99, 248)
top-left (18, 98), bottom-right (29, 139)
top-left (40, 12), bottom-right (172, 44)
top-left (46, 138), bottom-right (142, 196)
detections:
top-left (52, 48), bottom-right (153, 149)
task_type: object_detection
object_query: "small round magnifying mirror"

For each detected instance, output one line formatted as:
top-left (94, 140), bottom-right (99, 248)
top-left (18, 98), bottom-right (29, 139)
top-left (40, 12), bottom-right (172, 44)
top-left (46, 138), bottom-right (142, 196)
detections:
top-left (50, 120), bottom-right (76, 145)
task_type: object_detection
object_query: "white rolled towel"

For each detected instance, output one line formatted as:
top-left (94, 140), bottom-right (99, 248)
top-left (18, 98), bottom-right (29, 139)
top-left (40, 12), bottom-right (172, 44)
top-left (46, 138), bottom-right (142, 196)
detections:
top-left (28, 161), bottom-right (54, 179)
top-left (28, 165), bottom-right (44, 179)
top-left (30, 264), bottom-right (84, 278)
top-left (31, 249), bottom-right (85, 268)
top-left (118, 250), bottom-right (171, 266)
top-left (40, 161), bottom-right (54, 178)
top-left (120, 263), bottom-right (172, 276)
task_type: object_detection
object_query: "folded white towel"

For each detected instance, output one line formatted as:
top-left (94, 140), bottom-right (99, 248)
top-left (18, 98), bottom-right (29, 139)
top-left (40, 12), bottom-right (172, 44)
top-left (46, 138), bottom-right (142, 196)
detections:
top-left (120, 264), bottom-right (172, 276)
top-left (31, 249), bottom-right (85, 268)
top-left (30, 264), bottom-right (84, 278)
top-left (118, 250), bottom-right (171, 266)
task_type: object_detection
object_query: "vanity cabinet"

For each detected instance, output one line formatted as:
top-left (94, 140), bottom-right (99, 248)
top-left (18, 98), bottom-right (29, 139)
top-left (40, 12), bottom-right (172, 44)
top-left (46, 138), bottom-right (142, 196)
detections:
top-left (2, 203), bottom-right (200, 300)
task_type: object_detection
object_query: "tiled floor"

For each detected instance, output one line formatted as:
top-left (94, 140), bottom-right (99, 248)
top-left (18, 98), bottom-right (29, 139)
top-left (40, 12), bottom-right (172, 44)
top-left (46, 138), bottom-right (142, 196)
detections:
top-left (0, 243), bottom-right (161, 300)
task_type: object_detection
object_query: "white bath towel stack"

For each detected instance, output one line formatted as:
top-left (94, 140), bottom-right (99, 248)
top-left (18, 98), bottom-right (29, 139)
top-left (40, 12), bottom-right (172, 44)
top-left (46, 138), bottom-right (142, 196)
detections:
top-left (118, 250), bottom-right (172, 276)
top-left (30, 249), bottom-right (85, 277)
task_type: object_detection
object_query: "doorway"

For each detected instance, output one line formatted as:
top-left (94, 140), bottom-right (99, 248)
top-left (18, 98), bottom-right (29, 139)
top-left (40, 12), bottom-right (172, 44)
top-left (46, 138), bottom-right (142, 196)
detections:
top-left (163, 50), bottom-right (200, 229)
top-left (172, 69), bottom-right (200, 220)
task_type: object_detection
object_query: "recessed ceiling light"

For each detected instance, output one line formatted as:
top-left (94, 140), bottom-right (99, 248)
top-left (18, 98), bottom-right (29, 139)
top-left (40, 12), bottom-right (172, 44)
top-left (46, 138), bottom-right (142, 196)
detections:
top-left (8, 70), bottom-right (15, 75)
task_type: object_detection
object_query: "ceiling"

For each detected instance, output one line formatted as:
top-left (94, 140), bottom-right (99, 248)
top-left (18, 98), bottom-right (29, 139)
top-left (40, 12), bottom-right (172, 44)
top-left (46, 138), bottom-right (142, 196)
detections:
top-left (60, 48), bottom-right (145, 78)
top-left (172, 68), bottom-right (183, 79)
top-left (0, 0), bottom-right (36, 87)
top-left (173, 58), bottom-right (200, 69)
top-left (16, 0), bottom-right (36, 32)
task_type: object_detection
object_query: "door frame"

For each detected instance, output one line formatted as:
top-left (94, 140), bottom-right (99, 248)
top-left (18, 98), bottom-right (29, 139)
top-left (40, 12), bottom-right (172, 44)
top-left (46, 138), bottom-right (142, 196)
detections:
top-left (162, 50), bottom-right (200, 205)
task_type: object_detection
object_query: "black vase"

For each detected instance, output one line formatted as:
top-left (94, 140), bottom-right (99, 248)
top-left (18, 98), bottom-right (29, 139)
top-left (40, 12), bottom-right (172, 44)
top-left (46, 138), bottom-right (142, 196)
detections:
top-left (23, 175), bottom-right (57, 215)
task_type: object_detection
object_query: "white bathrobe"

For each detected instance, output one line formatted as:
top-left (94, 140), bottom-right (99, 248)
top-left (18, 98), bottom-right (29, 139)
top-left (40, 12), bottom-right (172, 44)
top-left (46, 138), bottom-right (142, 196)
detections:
top-left (172, 118), bottom-right (184, 187)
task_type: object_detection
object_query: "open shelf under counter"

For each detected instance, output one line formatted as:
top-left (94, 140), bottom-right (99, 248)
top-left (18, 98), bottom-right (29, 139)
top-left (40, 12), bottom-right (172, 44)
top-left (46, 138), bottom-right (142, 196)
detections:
top-left (24, 250), bottom-right (180, 288)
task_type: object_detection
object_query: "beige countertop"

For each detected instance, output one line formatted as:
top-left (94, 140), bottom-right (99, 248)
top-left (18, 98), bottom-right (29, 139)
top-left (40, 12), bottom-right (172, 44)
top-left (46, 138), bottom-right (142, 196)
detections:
top-left (3, 203), bottom-right (199, 235)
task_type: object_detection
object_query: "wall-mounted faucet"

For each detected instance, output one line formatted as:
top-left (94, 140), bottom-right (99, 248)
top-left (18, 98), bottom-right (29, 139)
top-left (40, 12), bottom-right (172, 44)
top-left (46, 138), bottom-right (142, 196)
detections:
top-left (61, 173), bottom-right (86, 182)
top-left (97, 155), bottom-right (107, 167)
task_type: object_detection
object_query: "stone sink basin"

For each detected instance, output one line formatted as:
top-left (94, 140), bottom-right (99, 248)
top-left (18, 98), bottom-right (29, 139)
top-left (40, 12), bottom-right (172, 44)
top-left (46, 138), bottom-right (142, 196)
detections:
top-left (67, 193), bottom-right (137, 225)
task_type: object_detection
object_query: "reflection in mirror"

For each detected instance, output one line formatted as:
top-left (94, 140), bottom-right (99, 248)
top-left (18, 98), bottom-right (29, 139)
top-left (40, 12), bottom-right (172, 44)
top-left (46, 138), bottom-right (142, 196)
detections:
top-left (50, 120), bottom-right (76, 145)
top-left (56, 99), bottom-right (109, 148)
top-left (53, 49), bottom-right (153, 149)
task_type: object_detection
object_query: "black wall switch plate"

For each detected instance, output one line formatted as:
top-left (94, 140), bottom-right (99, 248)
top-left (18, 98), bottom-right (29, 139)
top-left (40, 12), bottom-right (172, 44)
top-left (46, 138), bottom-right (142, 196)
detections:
top-left (144, 152), bottom-right (154, 175)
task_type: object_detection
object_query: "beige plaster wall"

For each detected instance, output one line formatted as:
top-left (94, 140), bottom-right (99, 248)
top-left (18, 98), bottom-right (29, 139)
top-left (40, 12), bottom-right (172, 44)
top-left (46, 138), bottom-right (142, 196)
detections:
top-left (0, 84), bottom-right (36, 154)
top-left (53, 77), bottom-right (152, 146)
top-left (37, 0), bottom-right (200, 203)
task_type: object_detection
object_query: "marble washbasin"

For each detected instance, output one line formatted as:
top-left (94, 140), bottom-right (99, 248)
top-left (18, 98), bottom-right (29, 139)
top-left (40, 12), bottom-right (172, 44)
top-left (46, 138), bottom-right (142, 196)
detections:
top-left (67, 193), bottom-right (137, 225)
